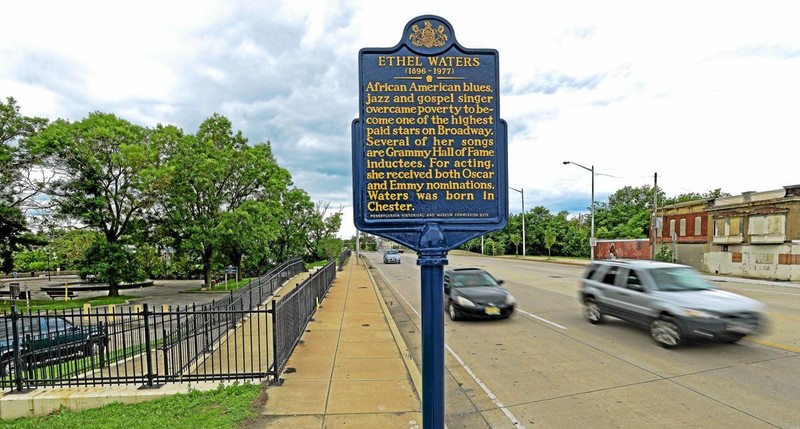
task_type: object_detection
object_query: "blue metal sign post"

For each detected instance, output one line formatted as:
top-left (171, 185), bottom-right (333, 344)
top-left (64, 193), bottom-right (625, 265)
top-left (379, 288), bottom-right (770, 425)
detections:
top-left (353, 15), bottom-right (507, 428)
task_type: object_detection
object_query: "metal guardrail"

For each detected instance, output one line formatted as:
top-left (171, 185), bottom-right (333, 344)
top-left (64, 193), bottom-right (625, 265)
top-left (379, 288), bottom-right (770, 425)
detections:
top-left (338, 249), bottom-right (352, 271)
top-left (269, 259), bottom-right (337, 384)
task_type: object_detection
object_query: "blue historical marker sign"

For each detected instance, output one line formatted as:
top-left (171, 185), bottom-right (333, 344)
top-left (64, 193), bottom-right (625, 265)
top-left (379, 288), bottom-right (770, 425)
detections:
top-left (353, 15), bottom-right (507, 251)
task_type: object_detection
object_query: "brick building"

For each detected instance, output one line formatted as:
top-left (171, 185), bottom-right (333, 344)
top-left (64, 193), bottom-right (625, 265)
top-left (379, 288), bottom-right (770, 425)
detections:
top-left (654, 185), bottom-right (800, 281)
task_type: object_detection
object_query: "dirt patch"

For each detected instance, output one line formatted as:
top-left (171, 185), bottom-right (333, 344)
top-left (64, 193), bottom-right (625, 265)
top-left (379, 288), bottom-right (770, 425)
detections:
top-left (237, 388), bottom-right (270, 429)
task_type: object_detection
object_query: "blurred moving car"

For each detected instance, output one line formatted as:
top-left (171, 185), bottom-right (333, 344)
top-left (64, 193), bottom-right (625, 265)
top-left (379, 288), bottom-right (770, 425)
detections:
top-left (383, 249), bottom-right (401, 264)
top-left (444, 268), bottom-right (516, 320)
top-left (0, 315), bottom-right (108, 376)
top-left (578, 259), bottom-right (766, 348)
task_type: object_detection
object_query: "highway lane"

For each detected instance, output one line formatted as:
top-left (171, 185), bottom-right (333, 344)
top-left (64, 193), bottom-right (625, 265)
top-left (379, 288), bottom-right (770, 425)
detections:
top-left (365, 251), bottom-right (800, 428)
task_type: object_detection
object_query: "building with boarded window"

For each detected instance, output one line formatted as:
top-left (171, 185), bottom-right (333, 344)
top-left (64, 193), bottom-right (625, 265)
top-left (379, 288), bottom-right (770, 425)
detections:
top-left (655, 185), bottom-right (800, 281)
top-left (705, 185), bottom-right (800, 281)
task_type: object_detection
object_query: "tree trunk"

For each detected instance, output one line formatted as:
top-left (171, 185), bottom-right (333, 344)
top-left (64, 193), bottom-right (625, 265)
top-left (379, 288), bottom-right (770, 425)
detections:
top-left (202, 245), bottom-right (214, 289)
top-left (107, 280), bottom-right (120, 297)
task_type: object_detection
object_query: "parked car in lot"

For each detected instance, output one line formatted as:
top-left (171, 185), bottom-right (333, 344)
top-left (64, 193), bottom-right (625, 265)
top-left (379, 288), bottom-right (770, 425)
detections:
top-left (444, 268), bottom-right (516, 320)
top-left (578, 259), bottom-right (766, 348)
top-left (0, 315), bottom-right (108, 376)
top-left (383, 249), bottom-right (401, 264)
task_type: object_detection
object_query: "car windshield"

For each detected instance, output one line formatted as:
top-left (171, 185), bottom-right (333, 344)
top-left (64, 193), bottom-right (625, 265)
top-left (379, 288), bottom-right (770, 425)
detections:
top-left (452, 272), bottom-right (497, 288)
top-left (385, 250), bottom-right (399, 255)
top-left (649, 267), bottom-right (716, 292)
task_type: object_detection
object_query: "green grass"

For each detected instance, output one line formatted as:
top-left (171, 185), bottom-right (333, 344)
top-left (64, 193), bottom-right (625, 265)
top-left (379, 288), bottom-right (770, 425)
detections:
top-left (1, 296), bottom-right (136, 313)
top-left (305, 260), bottom-right (328, 270)
top-left (0, 382), bottom-right (264, 428)
top-left (185, 277), bottom-right (256, 293)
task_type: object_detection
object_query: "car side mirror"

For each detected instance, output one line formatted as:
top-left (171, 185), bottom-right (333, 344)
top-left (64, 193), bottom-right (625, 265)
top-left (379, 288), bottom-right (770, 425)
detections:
top-left (498, 280), bottom-right (505, 285)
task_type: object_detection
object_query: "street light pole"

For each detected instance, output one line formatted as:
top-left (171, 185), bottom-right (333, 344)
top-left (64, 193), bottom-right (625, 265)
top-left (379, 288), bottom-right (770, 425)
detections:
top-left (509, 187), bottom-right (525, 257)
top-left (563, 161), bottom-right (595, 260)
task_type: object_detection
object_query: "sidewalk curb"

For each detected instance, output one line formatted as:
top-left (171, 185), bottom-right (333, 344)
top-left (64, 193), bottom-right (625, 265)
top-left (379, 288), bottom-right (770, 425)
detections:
top-left (361, 256), bottom-right (423, 399)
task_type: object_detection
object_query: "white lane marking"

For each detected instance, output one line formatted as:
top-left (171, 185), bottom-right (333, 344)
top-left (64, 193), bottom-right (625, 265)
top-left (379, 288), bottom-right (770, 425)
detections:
top-left (380, 268), bottom-right (525, 428)
top-left (516, 309), bottom-right (568, 330)
top-left (445, 344), bottom-right (525, 428)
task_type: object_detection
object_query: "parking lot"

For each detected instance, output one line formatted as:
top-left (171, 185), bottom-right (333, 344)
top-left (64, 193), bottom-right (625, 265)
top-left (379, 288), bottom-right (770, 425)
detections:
top-left (0, 275), bottom-right (222, 310)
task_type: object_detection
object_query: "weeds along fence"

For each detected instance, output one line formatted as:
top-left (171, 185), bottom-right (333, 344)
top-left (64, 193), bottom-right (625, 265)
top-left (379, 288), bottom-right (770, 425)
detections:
top-left (0, 256), bottom-right (319, 391)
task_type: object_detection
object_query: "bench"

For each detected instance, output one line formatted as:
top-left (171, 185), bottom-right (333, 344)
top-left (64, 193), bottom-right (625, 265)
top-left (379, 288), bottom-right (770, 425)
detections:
top-left (46, 289), bottom-right (77, 300)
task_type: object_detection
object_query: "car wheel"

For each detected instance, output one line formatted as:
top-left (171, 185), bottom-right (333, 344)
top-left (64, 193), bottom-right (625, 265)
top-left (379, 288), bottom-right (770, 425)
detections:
top-left (583, 298), bottom-right (603, 324)
top-left (0, 354), bottom-right (26, 376)
top-left (1, 357), bottom-right (14, 377)
top-left (448, 302), bottom-right (461, 321)
top-left (650, 316), bottom-right (682, 348)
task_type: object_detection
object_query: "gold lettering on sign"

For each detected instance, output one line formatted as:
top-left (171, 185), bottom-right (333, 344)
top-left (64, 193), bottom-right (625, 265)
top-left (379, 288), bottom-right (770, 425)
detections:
top-left (364, 51), bottom-right (498, 219)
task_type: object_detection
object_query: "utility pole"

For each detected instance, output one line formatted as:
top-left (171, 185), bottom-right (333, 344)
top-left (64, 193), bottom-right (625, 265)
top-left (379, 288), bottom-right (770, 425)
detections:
top-left (652, 172), bottom-right (658, 260)
top-left (356, 231), bottom-right (360, 265)
top-left (563, 161), bottom-right (595, 260)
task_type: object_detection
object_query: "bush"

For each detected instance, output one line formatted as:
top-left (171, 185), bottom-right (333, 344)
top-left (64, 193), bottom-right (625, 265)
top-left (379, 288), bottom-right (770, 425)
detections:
top-left (655, 245), bottom-right (674, 262)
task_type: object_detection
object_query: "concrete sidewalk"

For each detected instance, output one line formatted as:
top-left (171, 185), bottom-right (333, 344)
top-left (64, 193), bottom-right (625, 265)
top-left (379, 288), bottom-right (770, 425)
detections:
top-left (256, 256), bottom-right (422, 428)
top-left (0, 258), bottom-right (423, 425)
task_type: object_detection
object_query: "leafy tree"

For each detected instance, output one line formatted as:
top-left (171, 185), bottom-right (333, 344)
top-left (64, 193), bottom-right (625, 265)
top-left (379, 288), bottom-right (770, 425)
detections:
top-left (29, 112), bottom-right (157, 296)
top-left (461, 236), bottom-right (483, 254)
top-left (0, 206), bottom-right (27, 272)
top-left (357, 233), bottom-right (378, 252)
top-left (155, 115), bottom-right (292, 288)
top-left (560, 216), bottom-right (590, 257)
top-left (135, 244), bottom-right (161, 279)
top-left (523, 206), bottom-right (555, 256)
top-left (505, 213), bottom-right (523, 255)
top-left (509, 233), bottom-right (521, 256)
top-left (316, 236), bottom-right (343, 262)
top-left (665, 188), bottom-right (731, 205)
top-left (544, 228), bottom-right (557, 258)
top-left (304, 201), bottom-right (343, 261)
top-left (271, 188), bottom-right (316, 262)
top-left (484, 236), bottom-right (505, 256)
top-left (78, 242), bottom-right (143, 287)
top-left (50, 229), bottom-right (103, 271)
top-left (0, 97), bottom-right (48, 272)
top-left (12, 249), bottom-right (48, 273)
top-left (595, 185), bottom-right (664, 239)
top-left (216, 200), bottom-right (282, 275)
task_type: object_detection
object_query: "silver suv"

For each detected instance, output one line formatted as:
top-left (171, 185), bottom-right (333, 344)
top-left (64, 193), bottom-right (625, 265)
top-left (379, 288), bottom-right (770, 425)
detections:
top-left (578, 260), bottom-right (766, 348)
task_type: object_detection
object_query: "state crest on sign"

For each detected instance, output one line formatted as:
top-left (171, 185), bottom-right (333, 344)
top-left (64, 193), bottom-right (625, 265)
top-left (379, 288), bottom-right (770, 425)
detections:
top-left (409, 20), bottom-right (448, 48)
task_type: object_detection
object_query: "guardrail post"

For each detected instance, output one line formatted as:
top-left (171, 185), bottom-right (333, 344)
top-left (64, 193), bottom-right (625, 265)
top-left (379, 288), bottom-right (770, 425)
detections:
top-left (10, 305), bottom-right (23, 392)
top-left (269, 299), bottom-right (282, 385)
top-left (142, 303), bottom-right (155, 388)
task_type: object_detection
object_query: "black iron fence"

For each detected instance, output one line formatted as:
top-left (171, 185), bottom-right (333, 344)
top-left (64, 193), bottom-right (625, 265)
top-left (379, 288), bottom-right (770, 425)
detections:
top-left (337, 249), bottom-right (352, 271)
top-left (0, 256), bottom-right (323, 391)
top-left (269, 259), bottom-right (337, 384)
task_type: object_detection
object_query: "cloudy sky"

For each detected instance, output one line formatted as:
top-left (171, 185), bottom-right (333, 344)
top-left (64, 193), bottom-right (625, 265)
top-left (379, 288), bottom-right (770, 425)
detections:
top-left (3, 1), bottom-right (799, 239)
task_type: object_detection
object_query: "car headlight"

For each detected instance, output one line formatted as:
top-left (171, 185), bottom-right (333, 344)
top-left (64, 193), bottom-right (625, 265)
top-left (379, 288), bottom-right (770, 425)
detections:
top-left (505, 294), bottom-right (516, 306)
top-left (454, 296), bottom-right (476, 308)
top-left (682, 309), bottom-right (719, 319)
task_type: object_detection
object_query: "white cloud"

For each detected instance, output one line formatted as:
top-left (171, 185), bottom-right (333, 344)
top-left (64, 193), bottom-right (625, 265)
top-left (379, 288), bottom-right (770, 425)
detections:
top-left (3, 0), bottom-right (800, 240)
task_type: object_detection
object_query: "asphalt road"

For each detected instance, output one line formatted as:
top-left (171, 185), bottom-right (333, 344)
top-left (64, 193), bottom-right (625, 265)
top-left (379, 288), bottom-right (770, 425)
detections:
top-left (366, 251), bottom-right (800, 429)
top-left (0, 275), bottom-right (221, 309)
